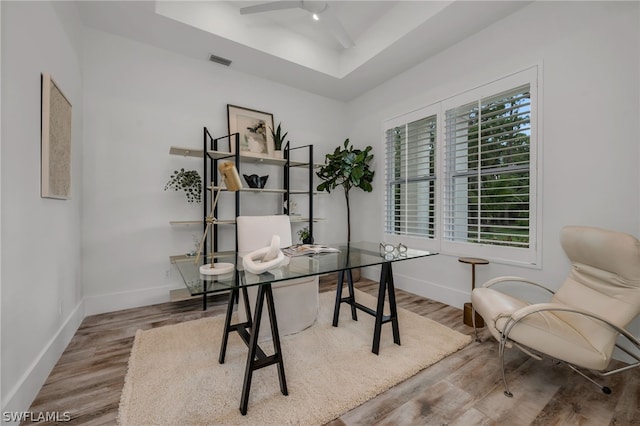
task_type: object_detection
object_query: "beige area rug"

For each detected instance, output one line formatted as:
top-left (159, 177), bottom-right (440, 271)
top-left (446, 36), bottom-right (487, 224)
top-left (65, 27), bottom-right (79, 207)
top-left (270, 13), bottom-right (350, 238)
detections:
top-left (118, 289), bottom-right (471, 425)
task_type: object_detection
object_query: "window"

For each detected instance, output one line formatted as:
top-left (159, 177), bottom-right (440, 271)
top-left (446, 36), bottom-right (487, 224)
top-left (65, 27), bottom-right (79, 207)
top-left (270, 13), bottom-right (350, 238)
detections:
top-left (384, 114), bottom-right (437, 238)
top-left (384, 67), bottom-right (538, 265)
top-left (444, 85), bottom-right (531, 248)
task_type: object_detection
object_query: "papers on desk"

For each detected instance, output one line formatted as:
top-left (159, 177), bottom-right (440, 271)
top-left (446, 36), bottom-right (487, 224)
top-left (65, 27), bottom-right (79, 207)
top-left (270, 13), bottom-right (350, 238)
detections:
top-left (282, 244), bottom-right (339, 257)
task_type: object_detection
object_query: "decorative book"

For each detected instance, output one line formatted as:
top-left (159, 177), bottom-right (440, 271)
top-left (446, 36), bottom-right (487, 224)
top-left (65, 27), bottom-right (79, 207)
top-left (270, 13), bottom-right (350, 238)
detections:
top-left (282, 244), bottom-right (339, 257)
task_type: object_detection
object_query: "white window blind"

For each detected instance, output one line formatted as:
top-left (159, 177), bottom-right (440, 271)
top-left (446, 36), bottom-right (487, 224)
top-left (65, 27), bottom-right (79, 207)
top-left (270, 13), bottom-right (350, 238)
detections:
top-left (444, 84), bottom-right (531, 248)
top-left (385, 115), bottom-right (437, 238)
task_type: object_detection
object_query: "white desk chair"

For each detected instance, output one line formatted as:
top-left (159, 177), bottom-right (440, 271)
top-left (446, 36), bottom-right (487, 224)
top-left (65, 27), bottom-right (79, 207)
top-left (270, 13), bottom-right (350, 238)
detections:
top-left (237, 215), bottom-right (319, 340)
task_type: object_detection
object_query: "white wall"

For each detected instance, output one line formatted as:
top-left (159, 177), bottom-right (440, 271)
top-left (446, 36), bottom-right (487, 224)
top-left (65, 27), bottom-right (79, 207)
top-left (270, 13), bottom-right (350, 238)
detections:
top-left (0, 0), bottom-right (4, 412)
top-left (348, 1), bottom-right (640, 332)
top-left (1, 1), bottom-right (85, 414)
top-left (81, 28), bottom-right (349, 314)
top-left (2, 0), bottom-right (639, 415)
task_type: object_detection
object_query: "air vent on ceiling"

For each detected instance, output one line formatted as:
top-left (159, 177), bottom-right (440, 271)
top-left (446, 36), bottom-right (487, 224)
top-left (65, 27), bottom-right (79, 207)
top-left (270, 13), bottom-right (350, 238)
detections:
top-left (209, 54), bottom-right (232, 67)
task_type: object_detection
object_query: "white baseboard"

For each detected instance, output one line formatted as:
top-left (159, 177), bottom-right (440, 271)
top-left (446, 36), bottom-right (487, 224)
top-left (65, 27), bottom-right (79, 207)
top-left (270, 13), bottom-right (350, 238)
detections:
top-left (1, 300), bottom-right (85, 418)
top-left (362, 266), bottom-right (469, 309)
top-left (84, 285), bottom-right (176, 316)
top-left (1, 286), bottom-right (183, 418)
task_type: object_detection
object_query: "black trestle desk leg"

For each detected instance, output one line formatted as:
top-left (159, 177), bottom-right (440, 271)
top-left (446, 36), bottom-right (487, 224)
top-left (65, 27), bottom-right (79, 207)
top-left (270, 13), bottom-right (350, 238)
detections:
top-left (239, 283), bottom-right (287, 415)
top-left (218, 288), bottom-right (237, 364)
top-left (265, 284), bottom-right (288, 396)
top-left (346, 269), bottom-right (357, 321)
top-left (332, 269), bottom-right (345, 327)
top-left (333, 269), bottom-right (359, 327)
top-left (372, 262), bottom-right (400, 355)
top-left (241, 286), bottom-right (252, 327)
top-left (386, 263), bottom-right (401, 346)
top-left (240, 285), bottom-right (265, 415)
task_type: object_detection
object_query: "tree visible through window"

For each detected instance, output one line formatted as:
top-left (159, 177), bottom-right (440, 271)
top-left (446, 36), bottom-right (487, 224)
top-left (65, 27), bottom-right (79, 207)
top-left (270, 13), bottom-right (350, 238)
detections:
top-left (445, 85), bottom-right (531, 248)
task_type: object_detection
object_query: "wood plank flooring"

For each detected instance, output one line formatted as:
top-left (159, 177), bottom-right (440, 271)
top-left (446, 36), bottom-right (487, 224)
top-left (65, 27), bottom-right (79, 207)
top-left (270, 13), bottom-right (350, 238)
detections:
top-left (25, 278), bottom-right (639, 425)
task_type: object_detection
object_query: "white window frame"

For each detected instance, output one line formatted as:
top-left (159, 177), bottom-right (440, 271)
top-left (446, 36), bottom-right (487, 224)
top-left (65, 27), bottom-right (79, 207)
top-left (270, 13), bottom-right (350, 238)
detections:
top-left (384, 104), bottom-right (440, 243)
top-left (383, 66), bottom-right (541, 267)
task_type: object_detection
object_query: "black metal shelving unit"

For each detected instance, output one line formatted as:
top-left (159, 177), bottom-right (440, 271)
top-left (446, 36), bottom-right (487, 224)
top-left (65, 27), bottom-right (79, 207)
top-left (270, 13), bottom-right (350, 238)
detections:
top-left (202, 129), bottom-right (241, 263)
top-left (283, 142), bottom-right (314, 239)
top-left (199, 128), bottom-right (316, 309)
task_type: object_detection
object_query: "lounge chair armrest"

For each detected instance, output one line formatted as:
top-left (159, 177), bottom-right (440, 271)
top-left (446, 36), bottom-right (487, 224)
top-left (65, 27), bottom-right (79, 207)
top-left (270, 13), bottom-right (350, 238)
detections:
top-left (508, 302), bottom-right (572, 322)
top-left (481, 276), bottom-right (556, 295)
top-left (504, 303), bottom-right (640, 349)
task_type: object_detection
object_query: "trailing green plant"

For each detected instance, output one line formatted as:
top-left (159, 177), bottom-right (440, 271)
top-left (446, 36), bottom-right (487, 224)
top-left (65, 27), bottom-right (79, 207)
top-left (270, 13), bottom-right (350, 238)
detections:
top-left (164, 168), bottom-right (202, 203)
top-left (270, 122), bottom-right (289, 151)
top-left (316, 138), bottom-right (374, 243)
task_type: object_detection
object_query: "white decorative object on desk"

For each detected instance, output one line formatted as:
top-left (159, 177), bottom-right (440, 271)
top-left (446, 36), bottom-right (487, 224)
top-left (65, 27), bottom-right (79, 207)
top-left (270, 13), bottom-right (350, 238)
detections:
top-left (242, 235), bottom-right (286, 274)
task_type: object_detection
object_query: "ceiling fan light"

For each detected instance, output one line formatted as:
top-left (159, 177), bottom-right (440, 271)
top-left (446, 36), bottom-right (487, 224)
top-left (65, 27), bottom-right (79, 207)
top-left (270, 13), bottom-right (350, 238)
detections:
top-left (312, 13), bottom-right (319, 21)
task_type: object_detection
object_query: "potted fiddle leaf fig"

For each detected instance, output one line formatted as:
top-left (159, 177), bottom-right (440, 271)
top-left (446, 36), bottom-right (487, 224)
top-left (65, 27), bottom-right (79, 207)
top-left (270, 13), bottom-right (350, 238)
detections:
top-left (164, 168), bottom-right (202, 203)
top-left (270, 122), bottom-right (289, 158)
top-left (316, 138), bottom-right (374, 243)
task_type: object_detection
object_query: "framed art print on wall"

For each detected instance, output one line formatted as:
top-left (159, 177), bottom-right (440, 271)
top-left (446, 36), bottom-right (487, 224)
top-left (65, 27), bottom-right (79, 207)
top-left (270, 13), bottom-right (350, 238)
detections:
top-left (227, 104), bottom-right (274, 159)
top-left (41, 73), bottom-right (72, 199)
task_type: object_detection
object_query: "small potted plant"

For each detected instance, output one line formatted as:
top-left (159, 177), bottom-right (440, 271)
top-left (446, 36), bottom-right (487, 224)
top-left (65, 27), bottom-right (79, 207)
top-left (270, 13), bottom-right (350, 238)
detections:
top-left (297, 226), bottom-right (313, 244)
top-left (270, 122), bottom-right (289, 159)
top-left (164, 168), bottom-right (202, 203)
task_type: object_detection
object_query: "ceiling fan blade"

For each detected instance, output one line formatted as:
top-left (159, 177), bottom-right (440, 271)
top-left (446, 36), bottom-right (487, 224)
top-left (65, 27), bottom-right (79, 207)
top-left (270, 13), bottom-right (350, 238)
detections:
top-left (240, 1), bottom-right (303, 15)
top-left (319, 5), bottom-right (355, 49)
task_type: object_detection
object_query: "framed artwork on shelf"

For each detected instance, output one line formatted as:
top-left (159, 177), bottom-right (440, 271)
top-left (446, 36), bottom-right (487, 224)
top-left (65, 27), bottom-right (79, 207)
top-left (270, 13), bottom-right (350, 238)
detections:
top-left (41, 73), bottom-right (72, 200)
top-left (227, 104), bottom-right (274, 159)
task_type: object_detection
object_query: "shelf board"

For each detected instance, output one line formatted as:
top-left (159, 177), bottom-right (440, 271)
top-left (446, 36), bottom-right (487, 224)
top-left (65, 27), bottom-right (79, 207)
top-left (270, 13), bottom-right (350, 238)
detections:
top-left (169, 250), bottom-right (235, 264)
top-left (173, 219), bottom-right (236, 225)
top-left (170, 146), bottom-right (322, 168)
top-left (170, 254), bottom-right (194, 263)
top-left (208, 186), bottom-right (284, 194)
top-left (212, 219), bottom-right (236, 225)
top-left (207, 150), bottom-right (323, 168)
top-left (288, 162), bottom-right (323, 169)
top-left (206, 150), bottom-right (237, 161)
top-left (169, 220), bottom-right (203, 225)
top-left (169, 219), bottom-right (235, 225)
top-left (240, 187), bottom-right (287, 194)
top-left (290, 216), bottom-right (326, 223)
top-left (290, 190), bottom-right (319, 195)
top-left (208, 186), bottom-right (316, 195)
top-left (214, 217), bottom-right (322, 223)
top-left (169, 217), bottom-right (323, 231)
top-left (169, 146), bottom-right (204, 158)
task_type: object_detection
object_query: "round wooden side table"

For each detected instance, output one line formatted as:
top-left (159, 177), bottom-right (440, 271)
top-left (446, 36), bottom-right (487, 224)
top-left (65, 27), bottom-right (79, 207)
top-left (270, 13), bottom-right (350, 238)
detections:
top-left (459, 257), bottom-right (489, 328)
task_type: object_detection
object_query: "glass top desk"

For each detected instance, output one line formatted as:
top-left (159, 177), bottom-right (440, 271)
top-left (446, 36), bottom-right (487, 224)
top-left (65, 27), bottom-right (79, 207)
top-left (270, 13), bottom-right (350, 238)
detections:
top-left (174, 241), bottom-right (437, 415)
